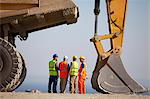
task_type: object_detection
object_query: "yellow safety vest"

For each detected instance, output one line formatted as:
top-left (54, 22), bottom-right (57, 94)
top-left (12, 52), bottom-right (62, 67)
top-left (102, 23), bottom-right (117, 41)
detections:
top-left (49, 60), bottom-right (57, 76)
top-left (70, 61), bottom-right (79, 76)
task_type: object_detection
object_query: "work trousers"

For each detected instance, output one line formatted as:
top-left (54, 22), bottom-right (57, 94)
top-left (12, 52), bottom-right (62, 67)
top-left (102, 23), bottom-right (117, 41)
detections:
top-left (60, 78), bottom-right (68, 93)
top-left (69, 75), bottom-right (77, 93)
top-left (78, 77), bottom-right (86, 94)
top-left (48, 76), bottom-right (58, 93)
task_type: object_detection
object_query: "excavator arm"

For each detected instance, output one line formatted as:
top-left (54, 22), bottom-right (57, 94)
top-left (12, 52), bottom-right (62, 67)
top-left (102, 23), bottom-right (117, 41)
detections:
top-left (91, 0), bottom-right (127, 59)
top-left (91, 0), bottom-right (149, 93)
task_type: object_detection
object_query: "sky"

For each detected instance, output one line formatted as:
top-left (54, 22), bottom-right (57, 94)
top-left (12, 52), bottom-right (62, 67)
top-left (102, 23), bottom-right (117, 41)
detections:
top-left (15, 0), bottom-right (150, 93)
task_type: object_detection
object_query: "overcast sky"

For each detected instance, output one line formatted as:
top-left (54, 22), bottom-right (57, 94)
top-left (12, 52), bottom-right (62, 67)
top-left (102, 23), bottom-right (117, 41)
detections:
top-left (15, 0), bottom-right (150, 92)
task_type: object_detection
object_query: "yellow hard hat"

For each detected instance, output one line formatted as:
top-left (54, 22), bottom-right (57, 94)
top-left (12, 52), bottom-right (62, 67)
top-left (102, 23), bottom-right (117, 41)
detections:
top-left (79, 56), bottom-right (85, 60)
top-left (73, 56), bottom-right (77, 59)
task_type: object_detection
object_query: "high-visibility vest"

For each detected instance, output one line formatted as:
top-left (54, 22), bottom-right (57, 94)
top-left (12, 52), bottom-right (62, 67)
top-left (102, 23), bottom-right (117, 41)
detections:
top-left (70, 61), bottom-right (79, 76)
top-left (59, 61), bottom-right (69, 78)
top-left (78, 63), bottom-right (87, 80)
top-left (49, 60), bottom-right (57, 76)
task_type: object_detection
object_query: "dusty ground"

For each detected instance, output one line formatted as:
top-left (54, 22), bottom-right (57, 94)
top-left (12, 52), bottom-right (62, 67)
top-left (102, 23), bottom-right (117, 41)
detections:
top-left (0, 93), bottom-right (150, 99)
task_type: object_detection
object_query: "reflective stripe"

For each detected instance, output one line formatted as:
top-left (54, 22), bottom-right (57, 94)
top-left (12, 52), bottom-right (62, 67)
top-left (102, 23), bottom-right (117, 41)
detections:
top-left (61, 67), bottom-right (68, 72)
top-left (70, 61), bottom-right (79, 76)
top-left (49, 60), bottom-right (57, 76)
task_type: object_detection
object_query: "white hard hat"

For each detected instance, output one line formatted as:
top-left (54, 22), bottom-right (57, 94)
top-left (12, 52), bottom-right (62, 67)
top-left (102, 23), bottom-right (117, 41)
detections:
top-left (64, 56), bottom-right (68, 60)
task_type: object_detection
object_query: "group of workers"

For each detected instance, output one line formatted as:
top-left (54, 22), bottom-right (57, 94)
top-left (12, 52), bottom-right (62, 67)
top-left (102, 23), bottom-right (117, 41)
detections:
top-left (48, 54), bottom-right (87, 94)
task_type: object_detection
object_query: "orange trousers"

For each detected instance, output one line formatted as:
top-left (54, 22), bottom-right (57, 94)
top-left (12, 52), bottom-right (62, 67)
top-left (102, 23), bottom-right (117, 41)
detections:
top-left (78, 77), bottom-right (86, 94)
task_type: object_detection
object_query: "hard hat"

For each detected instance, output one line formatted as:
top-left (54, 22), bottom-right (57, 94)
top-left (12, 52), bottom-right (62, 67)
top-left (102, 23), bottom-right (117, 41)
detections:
top-left (53, 54), bottom-right (58, 58)
top-left (64, 56), bottom-right (68, 60)
top-left (73, 56), bottom-right (77, 59)
top-left (79, 56), bottom-right (85, 60)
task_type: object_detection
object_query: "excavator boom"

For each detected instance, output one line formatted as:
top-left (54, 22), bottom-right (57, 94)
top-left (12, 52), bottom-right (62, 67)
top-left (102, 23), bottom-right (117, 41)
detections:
top-left (91, 0), bottom-right (149, 93)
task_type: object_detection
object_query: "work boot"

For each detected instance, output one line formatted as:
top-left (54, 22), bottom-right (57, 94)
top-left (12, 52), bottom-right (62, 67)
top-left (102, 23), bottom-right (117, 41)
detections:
top-left (48, 90), bottom-right (51, 93)
top-left (53, 91), bottom-right (57, 93)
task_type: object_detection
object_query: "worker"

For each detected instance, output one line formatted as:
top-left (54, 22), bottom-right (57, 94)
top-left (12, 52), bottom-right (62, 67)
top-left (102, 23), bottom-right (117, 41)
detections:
top-left (69, 56), bottom-right (79, 94)
top-left (59, 56), bottom-right (70, 93)
top-left (48, 54), bottom-right (59, 93)
top-left (78, 56), bottom-right (87, 94)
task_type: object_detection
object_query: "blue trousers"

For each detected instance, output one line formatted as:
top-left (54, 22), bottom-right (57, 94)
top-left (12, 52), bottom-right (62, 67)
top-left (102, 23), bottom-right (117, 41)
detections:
top-left (48, 76), bottom-right (58, 93)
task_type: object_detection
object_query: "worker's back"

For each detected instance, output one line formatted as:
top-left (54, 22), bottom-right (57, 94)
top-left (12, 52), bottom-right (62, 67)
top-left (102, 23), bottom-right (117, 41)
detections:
top-left (59, 61), bottom-right (69, 78)
top-left (70, 61), bottom-right (79, 76)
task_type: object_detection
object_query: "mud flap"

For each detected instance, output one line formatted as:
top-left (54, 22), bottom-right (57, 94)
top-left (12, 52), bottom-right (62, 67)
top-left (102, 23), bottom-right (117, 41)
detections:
top-left (91, 54), bottom-right (147, 93)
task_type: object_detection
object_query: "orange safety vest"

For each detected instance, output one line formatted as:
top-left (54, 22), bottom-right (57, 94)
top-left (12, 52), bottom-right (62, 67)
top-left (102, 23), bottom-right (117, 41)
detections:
top-left (59, 61), bottom-right (69, 78)
top-left (78, 63), bottom-right (87, 80)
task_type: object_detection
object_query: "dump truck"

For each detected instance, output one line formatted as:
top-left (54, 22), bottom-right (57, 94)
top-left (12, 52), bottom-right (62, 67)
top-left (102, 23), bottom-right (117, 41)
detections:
top-left (0, 0), bottom-right (78, 92)
top-left (0, 0), bottom-right (149, 93)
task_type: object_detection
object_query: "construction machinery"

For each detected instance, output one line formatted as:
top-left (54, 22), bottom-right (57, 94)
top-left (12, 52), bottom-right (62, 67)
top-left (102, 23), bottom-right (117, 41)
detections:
top-left (0, 0), bottom-right (149, 94)
top-left (91, 0), bottom-right (149, 94)
top-left (0, 0), bottom-right (78, 92)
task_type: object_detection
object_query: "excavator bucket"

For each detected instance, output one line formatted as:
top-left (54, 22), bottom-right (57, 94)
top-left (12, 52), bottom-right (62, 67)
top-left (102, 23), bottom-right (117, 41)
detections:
top-left (91, 54), bottom-right (148, 93)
